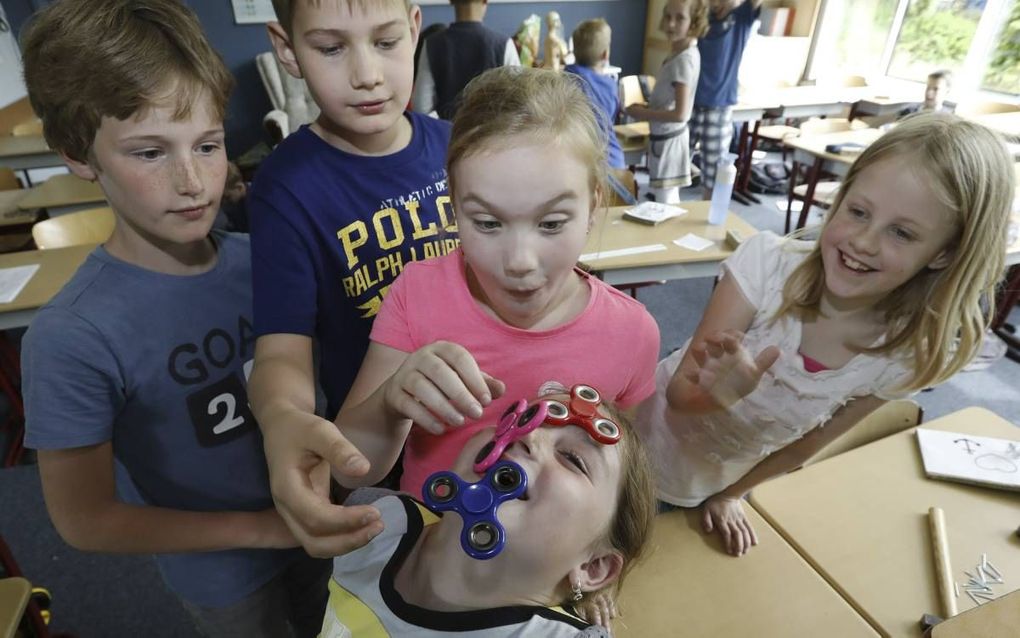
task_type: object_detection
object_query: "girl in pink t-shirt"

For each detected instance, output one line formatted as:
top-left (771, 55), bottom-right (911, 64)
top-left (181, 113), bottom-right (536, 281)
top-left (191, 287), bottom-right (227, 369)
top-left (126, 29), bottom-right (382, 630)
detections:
top-left (334, 66), bottom-right (660, 495)
top-left (256, 66), bottom-right (659, 564)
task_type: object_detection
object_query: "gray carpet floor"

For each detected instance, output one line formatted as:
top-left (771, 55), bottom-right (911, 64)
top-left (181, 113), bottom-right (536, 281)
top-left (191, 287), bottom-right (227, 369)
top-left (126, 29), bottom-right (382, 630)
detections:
top-left (1, 174), bottom-right (1017, 637)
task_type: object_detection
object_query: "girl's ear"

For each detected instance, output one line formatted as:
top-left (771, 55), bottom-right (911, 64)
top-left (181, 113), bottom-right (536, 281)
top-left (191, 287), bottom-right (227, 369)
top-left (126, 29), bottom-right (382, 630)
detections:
top-left (408, 4), bottom-right (423, 48)
top-left (267, 22), bottom-right (302, 79)
top-left (589, 185), bottom-right (603, 234)
top-left (61, 151), bottom-right (98, 183)
top-left (927, 247), bottom-right (954, 271)
top-left (570, 550), bottom-right (623, 594)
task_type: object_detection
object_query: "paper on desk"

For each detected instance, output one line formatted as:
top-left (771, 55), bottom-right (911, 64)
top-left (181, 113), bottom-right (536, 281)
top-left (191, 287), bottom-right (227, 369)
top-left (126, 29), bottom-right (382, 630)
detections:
top-left (673, 233), bottom-right (714, 252)
top-left (579, 244), bottom-right (667, 262)
top-left (0, 264), bottom-right (40, 304)
top-left (623, 202), bottom-right (687, 224)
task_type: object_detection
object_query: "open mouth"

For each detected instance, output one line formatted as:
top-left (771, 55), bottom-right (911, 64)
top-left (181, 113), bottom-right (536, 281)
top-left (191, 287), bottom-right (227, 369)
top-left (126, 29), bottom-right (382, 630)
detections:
top-left (839, 250), bottom-right (875, 273)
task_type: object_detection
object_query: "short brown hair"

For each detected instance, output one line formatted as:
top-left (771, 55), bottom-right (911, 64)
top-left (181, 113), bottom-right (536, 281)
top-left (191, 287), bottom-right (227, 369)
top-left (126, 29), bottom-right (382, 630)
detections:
top-left (572, 18), bottom-right (612, 67)
top-left (21, 0), bottom-right (233, 163)
top-left (271, 0), bottom-right (410, 37)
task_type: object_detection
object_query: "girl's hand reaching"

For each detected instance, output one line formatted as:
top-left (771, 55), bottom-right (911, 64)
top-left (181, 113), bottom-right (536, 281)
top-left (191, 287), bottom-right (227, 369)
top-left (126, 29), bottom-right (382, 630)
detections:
top-left (684, 330), bottom-right (779, 409)
top-left (701, 493), bottom-right (758, 557)
top-left (384, 341), bottom-right (505, 434)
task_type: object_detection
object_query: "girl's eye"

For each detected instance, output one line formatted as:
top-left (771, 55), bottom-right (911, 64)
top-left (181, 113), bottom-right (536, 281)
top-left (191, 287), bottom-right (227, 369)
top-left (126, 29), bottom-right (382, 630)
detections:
top-left (848, 207), bottom-right (867, 219)
top-left (198, 143), bottom-right (222, 155)
top-left (559, 449), bottom-right (588, 476)
top-left (377, 38), bottom-right (400, 50)
top-left (316, 45), bottom-right (343, 56)
top-left (473, 219), bottom-right (500, 231)
top-left (539, 220), bottom-right (566, 232)
top-left (890, 226), bottom-right (915, 242)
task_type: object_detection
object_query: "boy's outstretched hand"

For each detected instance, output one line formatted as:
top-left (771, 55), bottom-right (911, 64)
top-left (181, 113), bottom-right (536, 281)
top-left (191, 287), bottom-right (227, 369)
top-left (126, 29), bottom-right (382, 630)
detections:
top-left (701, 493), bottom-right (758, 557)
top-left (384, 341), bottom-right (505, 434)
top-left (576, 590), bottom-right (619, 633)
top-left (262, 410), bottom-right (385, 558)
top-left (684, 330), bottom-right (780, 409)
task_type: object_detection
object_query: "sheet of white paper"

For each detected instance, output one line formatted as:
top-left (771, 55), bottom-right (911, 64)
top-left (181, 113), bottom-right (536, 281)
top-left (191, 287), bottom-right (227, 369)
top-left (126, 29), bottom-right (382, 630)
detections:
top-left (579, 244), bottom-right (667, 262)
top-left (673, 233), bottom-right (715, 252)
top-left (916, 428), bottom-right (1020, 491)
top-left (0, 264), bottom-right (40, 304)
top-left (624, 202), bottom-right (687, 224)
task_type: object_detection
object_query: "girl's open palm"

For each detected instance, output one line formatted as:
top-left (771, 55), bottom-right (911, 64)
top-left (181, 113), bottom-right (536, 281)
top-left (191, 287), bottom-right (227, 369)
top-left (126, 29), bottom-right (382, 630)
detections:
top-left (684, 330), bottom-right (779, 408)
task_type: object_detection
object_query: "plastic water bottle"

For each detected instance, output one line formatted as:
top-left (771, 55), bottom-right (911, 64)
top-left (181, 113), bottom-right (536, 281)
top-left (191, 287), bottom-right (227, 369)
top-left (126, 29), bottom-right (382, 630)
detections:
top-left (708, 153), bottom-right (737, 225)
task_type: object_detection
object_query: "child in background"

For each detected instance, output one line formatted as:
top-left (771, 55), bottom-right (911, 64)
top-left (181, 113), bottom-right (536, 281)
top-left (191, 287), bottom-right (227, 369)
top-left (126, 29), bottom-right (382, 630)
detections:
top-left (249, 0), bottom-right (453, 554)
top-left (320, 383), bottom-right (656, 636)
top-left (639, 112), bottom-right (1014, 556)
top-left (412, 0), bottom-right (520, 120)
top-left (260, 66), bottom-right (659, 561)
top-left (19, 1), bottom-right (330, 636)
top-left (624, 0), bottom-right (708, 204)
top-left (565, 19), bottom-right (624, 172)
top-left (899, 70), bottom-right (953, 118)
top-left (690, 0), bottom-right (762, 199)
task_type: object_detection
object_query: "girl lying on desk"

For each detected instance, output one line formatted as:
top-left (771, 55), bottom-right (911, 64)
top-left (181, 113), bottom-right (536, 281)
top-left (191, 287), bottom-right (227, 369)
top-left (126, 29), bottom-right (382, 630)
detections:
top-left (639, 111), bottom-right (1016, 556)
top-left (319, 382), bottom-right (654, 637)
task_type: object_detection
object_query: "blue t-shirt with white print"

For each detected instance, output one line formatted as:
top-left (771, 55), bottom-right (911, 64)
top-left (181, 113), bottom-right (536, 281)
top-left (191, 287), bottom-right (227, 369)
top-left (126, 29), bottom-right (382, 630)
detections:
top-left (22, 231), bottom-right (302, 607)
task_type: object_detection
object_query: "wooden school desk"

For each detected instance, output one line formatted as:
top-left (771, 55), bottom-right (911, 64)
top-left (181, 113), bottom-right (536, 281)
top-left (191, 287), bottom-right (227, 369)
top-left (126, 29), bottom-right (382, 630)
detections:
top-left (17, 173), bottom-right (106, 217)
top-left (0, 577), bottom-right (30, 638)
top-left (0, 244), bottom-right (96, 330)
top-left (966, 111), bottom-right (1020, 140)
top-left (0, 135), bottom-right (61, 173)
top-left (580, 202), bottom-right (758, 285)
top-left (750, 407), bottom-right (1020, 638)
top-left (931, 589), bottom-right (1020, 637)
top-left (615, 508), bottom-right (878, 638)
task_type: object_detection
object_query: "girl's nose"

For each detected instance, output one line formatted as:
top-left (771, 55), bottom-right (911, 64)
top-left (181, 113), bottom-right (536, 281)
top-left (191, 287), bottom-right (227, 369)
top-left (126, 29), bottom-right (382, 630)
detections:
top-left (504, 235), bottom-right (538, 277)
top-left (848, 225), bottom-right (881, 255)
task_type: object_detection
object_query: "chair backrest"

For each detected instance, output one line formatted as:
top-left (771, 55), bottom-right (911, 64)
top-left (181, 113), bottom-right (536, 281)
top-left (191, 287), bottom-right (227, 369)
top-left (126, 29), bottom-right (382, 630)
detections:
top-left (807, 399), bottom-right (923, 466)
top-left (0, 97), bottom-right (37, 136)
top-left (32, 206), bottom-right (115, 250)
top-left (0, 168), bottom-right (20, 191)
top-left (619, 74), bottom-right (655, 109)
top-left (798, 117), bottom-right (870, 135)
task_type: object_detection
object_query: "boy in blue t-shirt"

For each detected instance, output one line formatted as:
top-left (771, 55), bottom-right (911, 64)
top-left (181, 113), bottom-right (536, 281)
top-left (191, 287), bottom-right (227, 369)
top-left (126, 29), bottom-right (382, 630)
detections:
top-left (249, 0), bottom-right (454, 556)
top-left (565, 18), bottom-right (625, 171)
top-left (690, 0), bottom-right (762, 197)
top-left (19, 1), bottom-right (330, 636)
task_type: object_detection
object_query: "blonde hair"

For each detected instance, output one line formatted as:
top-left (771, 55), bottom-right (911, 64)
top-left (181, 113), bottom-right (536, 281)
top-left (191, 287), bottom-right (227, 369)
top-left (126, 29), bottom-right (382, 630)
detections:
top-left (271, 0), bottom-right (410, 36)
top-left (592, 403), bottom-right (655, 600)
top-left (448, 66), bottom-right (609, 202)
top-left (662, 0), bottom-right (710, 40)
top-left (572, 18), bottom-right (611, 67)
top-left (21, 0), bottom-right (233, 163)
top-left (776, 112), bottom-right (1015, 391)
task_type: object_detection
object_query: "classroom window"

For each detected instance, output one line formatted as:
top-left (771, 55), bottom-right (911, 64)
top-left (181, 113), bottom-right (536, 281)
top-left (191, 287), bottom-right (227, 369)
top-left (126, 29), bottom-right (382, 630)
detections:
top-left (814, 0), bottom-right (1018, 97)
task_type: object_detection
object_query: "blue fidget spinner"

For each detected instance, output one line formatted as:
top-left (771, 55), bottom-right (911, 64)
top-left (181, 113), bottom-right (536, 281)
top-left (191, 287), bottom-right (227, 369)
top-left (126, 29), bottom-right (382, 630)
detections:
top-left (422, 460), bottom-right (528, 560)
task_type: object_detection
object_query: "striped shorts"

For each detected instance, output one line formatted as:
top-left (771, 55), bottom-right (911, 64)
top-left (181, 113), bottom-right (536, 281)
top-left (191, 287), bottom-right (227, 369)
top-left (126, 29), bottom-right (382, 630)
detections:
top-left (690, 106), bottom-right (734, 190)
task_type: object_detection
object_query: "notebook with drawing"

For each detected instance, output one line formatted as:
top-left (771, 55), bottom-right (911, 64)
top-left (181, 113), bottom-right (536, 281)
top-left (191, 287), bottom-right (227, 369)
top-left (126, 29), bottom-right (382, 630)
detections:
top-left (915, 428), bottom-right (1020, 492)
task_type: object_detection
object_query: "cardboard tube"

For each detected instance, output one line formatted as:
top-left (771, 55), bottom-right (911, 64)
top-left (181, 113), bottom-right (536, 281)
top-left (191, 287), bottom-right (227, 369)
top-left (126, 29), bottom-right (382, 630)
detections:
top-left (929, 506), bottom-right (958, 618)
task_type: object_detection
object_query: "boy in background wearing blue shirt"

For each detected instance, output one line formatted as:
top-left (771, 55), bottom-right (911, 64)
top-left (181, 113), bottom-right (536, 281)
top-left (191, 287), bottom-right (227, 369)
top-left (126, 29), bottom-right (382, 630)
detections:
top-left (249, 0), bottom-right (454, 556)
top-left (565, 18), bottom-right (625, 172)
top-left (690, 0), bottom-right (762, 198)
top-left (19, 1), bottom-right (330, 636)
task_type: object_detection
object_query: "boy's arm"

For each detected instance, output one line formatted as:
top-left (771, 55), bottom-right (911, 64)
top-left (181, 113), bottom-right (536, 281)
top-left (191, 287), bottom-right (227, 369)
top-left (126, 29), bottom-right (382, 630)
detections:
top-left (248, 333), bottom-right (384, 557)
top-left (625, 82), bottom-right (691, 124)
top-left (700, 395), bottom-right (884, 555)
top-left (37, 443), bottom-right (296, 553)
top-left (666, 273), bottom-right (777, 414)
